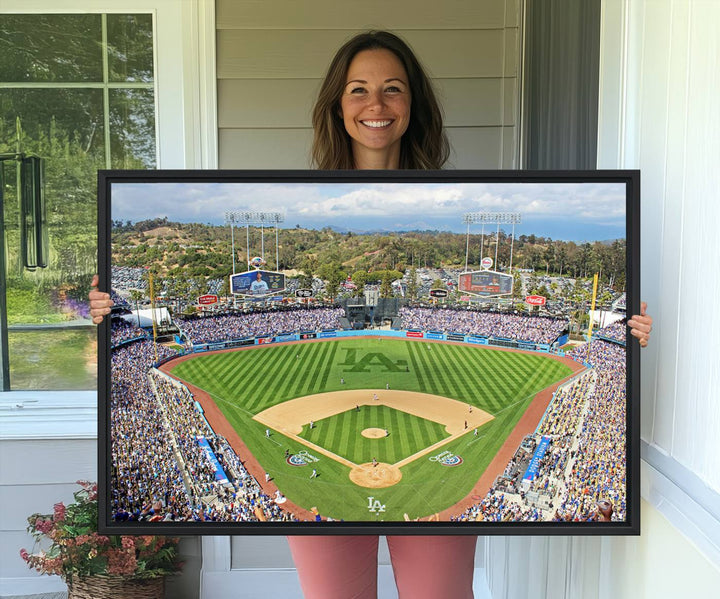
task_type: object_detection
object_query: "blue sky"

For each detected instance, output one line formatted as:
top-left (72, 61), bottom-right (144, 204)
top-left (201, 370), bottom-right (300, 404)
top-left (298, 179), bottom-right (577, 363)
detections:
top-left (111, 180), bottom-right (627, 242)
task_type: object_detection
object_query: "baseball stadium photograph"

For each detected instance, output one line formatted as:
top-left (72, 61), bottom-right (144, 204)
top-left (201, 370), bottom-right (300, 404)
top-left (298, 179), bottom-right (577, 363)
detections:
top-left (100, 171), bottom-right (637, 532)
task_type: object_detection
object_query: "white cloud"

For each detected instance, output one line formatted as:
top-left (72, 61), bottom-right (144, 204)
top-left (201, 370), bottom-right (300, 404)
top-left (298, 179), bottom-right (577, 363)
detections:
top-left (111, 180), bottom-right (626, 231)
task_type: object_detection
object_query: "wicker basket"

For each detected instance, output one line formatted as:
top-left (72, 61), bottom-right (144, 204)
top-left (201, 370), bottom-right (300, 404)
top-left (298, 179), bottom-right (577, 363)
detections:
top-left (67, 575), bottom-right (165, 599)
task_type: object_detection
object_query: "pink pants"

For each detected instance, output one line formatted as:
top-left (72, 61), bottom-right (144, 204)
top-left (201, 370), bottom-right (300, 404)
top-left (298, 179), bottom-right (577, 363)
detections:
top-left (287, 535), bottom-right (476, 599)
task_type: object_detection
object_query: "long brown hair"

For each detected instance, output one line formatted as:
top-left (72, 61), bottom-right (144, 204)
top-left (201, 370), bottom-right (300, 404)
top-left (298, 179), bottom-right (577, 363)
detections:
top-left (311, 31), bottom-right (449, 170)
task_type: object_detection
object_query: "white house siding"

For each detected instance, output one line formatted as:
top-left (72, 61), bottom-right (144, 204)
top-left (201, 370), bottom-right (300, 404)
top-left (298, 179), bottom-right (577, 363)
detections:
top-left (216, 0), bottom-right (522, 169)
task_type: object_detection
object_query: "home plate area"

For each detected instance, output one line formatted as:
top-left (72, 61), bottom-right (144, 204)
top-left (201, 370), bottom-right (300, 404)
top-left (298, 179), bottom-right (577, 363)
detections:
top-left (253, 388), bottom-right (493, 488)
top-left (349, 461), bottom-right (403, 488)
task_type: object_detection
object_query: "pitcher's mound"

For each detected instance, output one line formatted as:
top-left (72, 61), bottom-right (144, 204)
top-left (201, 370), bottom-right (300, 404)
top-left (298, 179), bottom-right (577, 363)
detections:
top-left (361, 428), bottom-right (388, 439)
top-left (349, 462), bottom-right (402, 488)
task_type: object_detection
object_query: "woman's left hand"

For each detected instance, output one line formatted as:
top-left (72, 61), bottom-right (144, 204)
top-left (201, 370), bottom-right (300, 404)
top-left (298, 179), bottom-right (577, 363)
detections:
top-left (627, 301), bottom-right (652, 347)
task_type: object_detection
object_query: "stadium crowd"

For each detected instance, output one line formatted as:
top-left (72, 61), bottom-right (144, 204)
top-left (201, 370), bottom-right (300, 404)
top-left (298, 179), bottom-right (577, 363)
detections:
top-left (110, 337), bottom-right (297, 523)
top-left (111, 342), bottom-right (189, 521)
top-left (108, 302), bottom-right (627, 525)
top-left (399, 306), bottom-right (568, 344)
top-left (176, 307), bottom-right (345, 344)
top-left (453, 321), bottom-right (628, 523)
top-left (557, 339), bottom-right (627, 521)
top-left (593, 319), bottom-right (626, 343)
top-left (110, 319), bottom-right (147, 347)
top-left (452, 491), bottom-right (545, 523)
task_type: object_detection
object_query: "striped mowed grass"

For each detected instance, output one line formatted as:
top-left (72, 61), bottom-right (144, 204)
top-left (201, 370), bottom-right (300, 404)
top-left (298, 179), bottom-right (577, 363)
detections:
top-left (170, 338), bottom-right (571, 521)
top-left (300, 405), bottom-right (450, 465)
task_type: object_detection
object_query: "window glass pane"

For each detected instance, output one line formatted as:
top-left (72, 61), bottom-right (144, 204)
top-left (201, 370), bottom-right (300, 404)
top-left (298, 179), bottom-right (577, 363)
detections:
top-left (2, 89), bottom-right (103, 390)
top-left (8, 330), bottom-right (97, 390)
top-left (110, 89), bottom-right (157, 169)
top-left (107, 14), bottom-right (154, 83)
top-left (0, 14), bottom-right (102, 82)
top-left (0, 89), bottom-right (107, 162)
top-left (1, 88), bottom-right (104, 279)
top-left (1, 13), bottom-right (156, 391)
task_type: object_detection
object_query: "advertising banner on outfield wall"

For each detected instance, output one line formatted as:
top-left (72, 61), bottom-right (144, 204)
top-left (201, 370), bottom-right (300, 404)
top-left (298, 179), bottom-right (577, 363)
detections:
top-left (406, 331), bottom-right (424, 338)
top-left (192, 338), bottom-right (255, 352)
top-left (490, 338), bottom-right (518, 349)
top-left (447, 333), bottom-right (465, 342)
top-left (425, 332), bottom-right (444, 340)
top-left (467, 336), bottom-right (488, 345)
top-left (318, 331), bottom-right (337, 338)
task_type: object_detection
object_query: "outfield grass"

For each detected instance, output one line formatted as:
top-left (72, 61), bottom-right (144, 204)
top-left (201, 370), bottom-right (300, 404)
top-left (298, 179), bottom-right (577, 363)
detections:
top-left (170, 338), bottom-right (572, 521)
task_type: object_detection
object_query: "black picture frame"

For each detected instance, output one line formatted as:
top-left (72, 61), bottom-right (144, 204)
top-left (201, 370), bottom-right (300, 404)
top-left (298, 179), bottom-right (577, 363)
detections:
top-left (98, 169), bottom-right (640, 536)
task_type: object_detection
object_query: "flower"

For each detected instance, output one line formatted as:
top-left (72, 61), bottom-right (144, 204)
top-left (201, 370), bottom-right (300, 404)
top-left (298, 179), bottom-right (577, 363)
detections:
top-left (20, 481), bottom-right (181, 583)
top-left (53, 502), bottom-right (66, 522)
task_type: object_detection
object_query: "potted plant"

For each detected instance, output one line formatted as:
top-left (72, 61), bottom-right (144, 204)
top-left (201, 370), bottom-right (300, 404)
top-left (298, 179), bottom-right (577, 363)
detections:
top-left (20, 480), bottom-right (182, 599)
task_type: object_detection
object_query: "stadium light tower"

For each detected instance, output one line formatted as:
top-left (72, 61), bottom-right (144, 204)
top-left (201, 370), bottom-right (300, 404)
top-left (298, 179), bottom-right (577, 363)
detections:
top-left (462, 212), bottom-right (522, 272)
top-left (225, 211), bottom-right (285, 270)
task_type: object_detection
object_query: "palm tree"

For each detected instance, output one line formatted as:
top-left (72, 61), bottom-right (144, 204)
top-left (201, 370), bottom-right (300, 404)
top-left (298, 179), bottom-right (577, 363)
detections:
top-left (128, 289), bottom-right (144, 328)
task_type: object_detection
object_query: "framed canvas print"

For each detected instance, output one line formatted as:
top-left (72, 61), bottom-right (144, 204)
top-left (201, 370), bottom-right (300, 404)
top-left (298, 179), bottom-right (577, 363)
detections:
top-left (98, 169), bottom-right (640, 535)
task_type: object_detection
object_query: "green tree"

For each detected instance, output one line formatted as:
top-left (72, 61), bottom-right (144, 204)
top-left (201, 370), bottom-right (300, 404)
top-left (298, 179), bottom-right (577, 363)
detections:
top-left (351, 270), bottom-right (372, 296)
top-left (407, 266), bottom-right (418, 300)
top-left (317, 263), bottom-right (347, 299)
top-left (374, 269), bottom-right (403, 298)
top-left (512, 274), bottom-right (522, 299)
top-left (128, 289), bottom-right (145, 327)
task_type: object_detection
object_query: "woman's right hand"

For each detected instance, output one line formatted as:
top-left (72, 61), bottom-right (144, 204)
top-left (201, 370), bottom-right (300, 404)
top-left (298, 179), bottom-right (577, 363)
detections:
top-left (89, 274), bottom-right (114, 324)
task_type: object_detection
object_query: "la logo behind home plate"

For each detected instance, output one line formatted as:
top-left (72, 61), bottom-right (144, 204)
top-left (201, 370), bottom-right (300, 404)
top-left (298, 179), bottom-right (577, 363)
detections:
top-left (368, 497), bottom-right (386, 513)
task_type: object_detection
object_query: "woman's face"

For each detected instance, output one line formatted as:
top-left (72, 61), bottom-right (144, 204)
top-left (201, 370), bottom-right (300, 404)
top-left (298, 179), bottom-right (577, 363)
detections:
top-left (340, 48), bottom-right (411, 168)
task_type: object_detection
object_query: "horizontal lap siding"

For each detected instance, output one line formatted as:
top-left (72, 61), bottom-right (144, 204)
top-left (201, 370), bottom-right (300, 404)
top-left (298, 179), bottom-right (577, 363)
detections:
top-left (216, 0), bottom-right (517, 30)
top-left (0, 438), bottom-right (96, 581)
top-left (216, 0), bottom-right (521, 169)
top-left (218, 30), bottom-right (511, 79)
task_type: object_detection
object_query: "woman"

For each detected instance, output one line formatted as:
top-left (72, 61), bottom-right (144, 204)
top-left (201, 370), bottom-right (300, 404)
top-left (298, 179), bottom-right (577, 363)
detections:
top-left (90, 31), bottom-right (652, 598)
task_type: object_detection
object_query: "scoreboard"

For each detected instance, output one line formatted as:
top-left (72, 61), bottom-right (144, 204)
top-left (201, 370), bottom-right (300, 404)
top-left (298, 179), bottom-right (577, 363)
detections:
top-left (458, 270), bottom-right (513, 296)
top-left (230, 269), bottom-right (285, 297)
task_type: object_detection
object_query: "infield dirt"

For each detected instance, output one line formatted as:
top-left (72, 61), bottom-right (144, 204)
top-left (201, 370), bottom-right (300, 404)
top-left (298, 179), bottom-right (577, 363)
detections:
top-left (253, 389), bottom-right (494, 487)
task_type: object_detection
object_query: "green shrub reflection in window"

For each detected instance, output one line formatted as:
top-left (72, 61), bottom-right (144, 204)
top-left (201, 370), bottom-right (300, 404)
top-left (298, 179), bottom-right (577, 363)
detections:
top-left (0, 13), bottom-right (155, 390)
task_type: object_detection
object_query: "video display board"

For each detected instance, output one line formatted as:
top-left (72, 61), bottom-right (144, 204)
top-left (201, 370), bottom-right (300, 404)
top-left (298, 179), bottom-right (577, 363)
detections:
top-left (458, 271), bottom-right (513, 296)
top-left (230, 269), bottom-right (285, 297)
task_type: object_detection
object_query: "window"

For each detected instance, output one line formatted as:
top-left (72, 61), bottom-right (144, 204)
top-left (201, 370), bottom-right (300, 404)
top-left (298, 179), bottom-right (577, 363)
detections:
top-left (0, 13), bottom-right (156, 390)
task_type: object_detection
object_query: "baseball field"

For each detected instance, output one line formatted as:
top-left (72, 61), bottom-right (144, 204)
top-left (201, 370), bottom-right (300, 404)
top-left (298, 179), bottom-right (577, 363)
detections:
top-left (168, 337), bottom-right (573, 521)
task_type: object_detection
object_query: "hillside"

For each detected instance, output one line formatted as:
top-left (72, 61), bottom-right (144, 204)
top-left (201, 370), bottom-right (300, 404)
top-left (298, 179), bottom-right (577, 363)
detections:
top-left (111, 218), bottom-right (627, 293)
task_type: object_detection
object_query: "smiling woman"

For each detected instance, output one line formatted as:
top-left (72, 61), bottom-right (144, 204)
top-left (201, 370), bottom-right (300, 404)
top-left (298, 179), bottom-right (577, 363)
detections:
top-left (340, 49), bottom-right (412, 169)
top-left (311, 30), bottom-right (448, 170)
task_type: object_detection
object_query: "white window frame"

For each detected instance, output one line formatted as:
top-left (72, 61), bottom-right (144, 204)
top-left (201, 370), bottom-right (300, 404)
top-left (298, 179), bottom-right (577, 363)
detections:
top-left (0, 0), bottom-right (216, 430)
